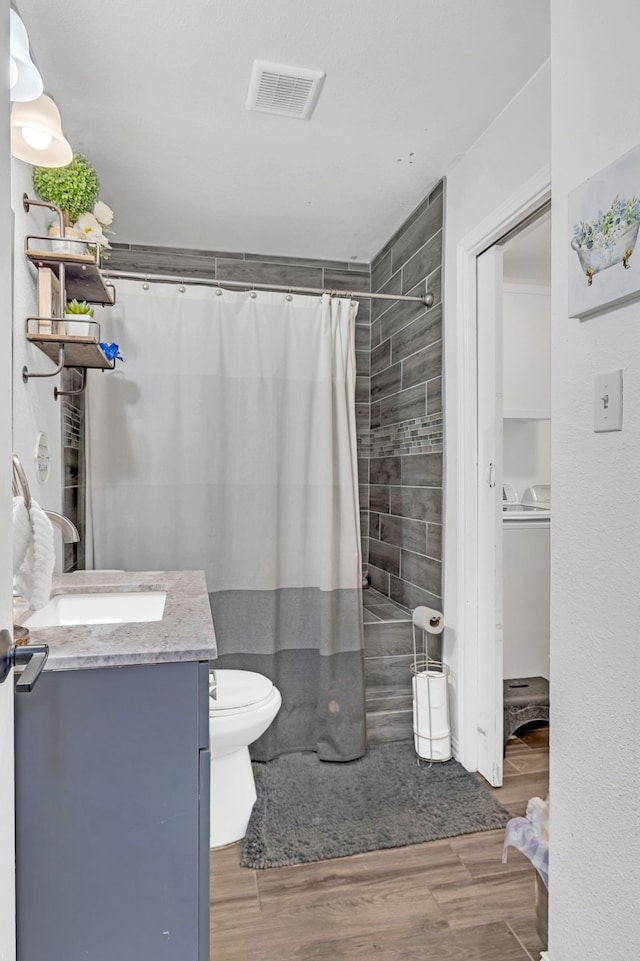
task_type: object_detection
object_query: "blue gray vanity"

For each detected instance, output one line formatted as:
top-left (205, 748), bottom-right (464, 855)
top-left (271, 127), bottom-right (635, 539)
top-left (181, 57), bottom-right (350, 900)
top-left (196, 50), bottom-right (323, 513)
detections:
top-left (14, 570), bottom-right (216, 961)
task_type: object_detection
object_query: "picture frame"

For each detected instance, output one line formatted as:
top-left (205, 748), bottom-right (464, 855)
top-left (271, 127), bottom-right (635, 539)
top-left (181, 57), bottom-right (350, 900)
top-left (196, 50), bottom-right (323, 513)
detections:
top-left (36, 266), bottom-right (62, 334)
top-left (568, 142), bottom-right (640, 319)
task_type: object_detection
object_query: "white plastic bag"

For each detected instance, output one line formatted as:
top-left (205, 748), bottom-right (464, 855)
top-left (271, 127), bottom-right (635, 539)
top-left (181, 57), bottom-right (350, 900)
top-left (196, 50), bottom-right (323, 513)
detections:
top-left (503, 795), bottom-right (549, 888)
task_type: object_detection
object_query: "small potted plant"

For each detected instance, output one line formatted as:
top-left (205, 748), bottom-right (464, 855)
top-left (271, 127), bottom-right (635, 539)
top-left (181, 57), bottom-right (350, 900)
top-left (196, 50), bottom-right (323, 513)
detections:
top-left (64, 298), bottom-right (95, 337)
top-left (32, 153), bottom-right (114, 259)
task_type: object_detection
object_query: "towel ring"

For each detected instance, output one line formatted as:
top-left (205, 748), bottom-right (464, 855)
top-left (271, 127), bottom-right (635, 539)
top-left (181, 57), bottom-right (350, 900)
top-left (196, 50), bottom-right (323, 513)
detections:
top-left (12, 454), bottom-right (32, 510)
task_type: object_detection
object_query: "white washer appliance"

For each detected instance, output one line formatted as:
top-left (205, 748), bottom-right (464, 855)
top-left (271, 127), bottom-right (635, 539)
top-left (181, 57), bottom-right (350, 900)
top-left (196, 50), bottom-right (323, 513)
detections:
top-left (502, 484), bottom-right (550, 680)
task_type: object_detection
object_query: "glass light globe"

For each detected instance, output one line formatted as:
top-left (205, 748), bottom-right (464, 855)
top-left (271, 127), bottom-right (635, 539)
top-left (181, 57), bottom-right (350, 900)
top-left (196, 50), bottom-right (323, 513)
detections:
top-left (21, 126), bottom-right (53, 150)
top-left (11, 94), bottom-right (73, 166)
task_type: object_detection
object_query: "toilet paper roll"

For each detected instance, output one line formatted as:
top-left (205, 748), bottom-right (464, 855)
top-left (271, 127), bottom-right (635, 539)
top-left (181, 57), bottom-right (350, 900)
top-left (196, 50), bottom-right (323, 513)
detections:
top-left (414, 730), bottom-right (451, 761)
top-left (412, 673), bottom-right (450, 736)
top-left (412, 671), bottom-right (451, 760)
top-left (412, 605), bottom-right (444, 634)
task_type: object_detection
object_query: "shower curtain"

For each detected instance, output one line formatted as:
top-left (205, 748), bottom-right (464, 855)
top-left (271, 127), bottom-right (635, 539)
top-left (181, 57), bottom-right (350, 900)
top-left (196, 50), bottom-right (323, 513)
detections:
top-left (87, 280), bottom-right (365, 761)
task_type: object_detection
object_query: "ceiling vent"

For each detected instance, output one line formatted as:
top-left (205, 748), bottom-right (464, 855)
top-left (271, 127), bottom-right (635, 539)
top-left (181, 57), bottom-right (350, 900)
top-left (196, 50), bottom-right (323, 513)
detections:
top-left (245, 60), bottom-right (326, 120)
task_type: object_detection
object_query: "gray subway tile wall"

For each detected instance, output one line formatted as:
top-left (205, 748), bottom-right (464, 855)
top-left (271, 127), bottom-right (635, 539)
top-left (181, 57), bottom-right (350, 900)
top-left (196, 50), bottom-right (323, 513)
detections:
top-left (362, 589), bottom-right (414, 746)
top-left (210, 258), bottom-right (324, 288)
top-left (107, 243), bottom-right (370, 292)
top-left (360, 183), bottom-right (444, 744)
top-left (364, 174), bottom-right (444, 747)
top-left (389, 302), bottom-right (442, 361)
top-left (379, 515), bottom-right (426, 555)
top-left (365, 179), bottom-right (444, 636)
top-left (61, 372), bottom-right (85, 572)
top-left (391, 194), bottom-right (444, 272)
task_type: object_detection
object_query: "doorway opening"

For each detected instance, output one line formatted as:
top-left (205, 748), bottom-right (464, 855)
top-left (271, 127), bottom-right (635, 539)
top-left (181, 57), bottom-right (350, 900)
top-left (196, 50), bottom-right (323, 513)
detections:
top-left (476, 205), bottom-right (551, 788)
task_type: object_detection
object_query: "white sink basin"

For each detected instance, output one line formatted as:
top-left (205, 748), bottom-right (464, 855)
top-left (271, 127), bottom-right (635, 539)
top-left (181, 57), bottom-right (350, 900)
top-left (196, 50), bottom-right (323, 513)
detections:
top-left (25, 591), bottom-right (167, 628)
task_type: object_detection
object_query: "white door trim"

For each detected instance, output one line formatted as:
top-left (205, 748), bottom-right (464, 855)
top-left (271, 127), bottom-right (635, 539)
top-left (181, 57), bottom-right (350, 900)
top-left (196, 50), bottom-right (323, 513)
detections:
top-left (452, 164), bottom-right (550, 772)
top-left (0, 0), bottom-right (16, 955)
top-left (476, 245), bottom-right (505, 786)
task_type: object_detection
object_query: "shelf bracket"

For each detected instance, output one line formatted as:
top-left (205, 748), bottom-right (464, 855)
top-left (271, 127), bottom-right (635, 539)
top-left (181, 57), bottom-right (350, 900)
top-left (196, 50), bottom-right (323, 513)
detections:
top-left (23, 193), bottom-right (64, 235)
top-left (22, 344), bottom-right (65, 383)
top-left (54, 368), bottom-right (87, 401)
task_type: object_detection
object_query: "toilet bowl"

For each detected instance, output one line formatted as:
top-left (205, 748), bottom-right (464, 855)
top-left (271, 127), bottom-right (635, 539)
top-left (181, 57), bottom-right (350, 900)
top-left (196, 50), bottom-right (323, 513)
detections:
top-left (209, 669), bottom-right (281, 848)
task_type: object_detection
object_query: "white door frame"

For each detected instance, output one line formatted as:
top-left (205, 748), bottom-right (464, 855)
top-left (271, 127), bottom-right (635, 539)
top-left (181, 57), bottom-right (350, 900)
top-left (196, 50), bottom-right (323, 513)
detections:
top-left (453, 165), bottom-right (550, 773)
top-left (1, 0), bottom-right (16, 956)
top-left (475, 244), bottom-right (505, 787)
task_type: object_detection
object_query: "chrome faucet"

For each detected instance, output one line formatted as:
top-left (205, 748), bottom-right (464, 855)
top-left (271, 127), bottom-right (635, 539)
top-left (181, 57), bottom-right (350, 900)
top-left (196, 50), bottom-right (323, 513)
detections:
top-left (44, 511), bottom-right (80, 544)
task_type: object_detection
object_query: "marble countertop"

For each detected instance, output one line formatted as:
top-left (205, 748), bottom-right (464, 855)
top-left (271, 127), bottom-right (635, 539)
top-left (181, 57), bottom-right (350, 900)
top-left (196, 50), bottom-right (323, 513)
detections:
top-left (14, 570), bottom-right (217, 672)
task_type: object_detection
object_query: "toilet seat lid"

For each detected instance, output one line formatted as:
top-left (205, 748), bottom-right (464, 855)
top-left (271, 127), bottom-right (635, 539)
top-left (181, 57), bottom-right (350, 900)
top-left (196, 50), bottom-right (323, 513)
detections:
top-left (209, 669), bottom-right (274, 713)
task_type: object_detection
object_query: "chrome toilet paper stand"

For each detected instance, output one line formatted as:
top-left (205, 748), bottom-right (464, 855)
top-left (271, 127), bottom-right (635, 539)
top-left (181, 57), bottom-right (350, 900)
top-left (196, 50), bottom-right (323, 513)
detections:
top-left (411, 607), bottom-right (452, 764)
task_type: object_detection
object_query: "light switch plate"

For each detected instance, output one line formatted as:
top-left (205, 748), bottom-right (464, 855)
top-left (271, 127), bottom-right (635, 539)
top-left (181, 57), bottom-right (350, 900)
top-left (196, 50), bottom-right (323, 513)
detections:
top-left (594, 370), bottom-right (623, 432)
top-left (34, 431), bottom-right (51, 483)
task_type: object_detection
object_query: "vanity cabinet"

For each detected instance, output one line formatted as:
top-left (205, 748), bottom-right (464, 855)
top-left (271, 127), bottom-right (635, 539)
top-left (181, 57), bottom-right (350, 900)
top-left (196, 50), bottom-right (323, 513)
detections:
top-left (15, 659), bottom-right (210, 961)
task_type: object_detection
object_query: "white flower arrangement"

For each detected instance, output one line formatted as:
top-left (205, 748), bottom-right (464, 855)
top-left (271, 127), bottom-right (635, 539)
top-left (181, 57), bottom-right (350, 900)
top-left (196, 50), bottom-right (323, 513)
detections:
top-left (74, 202), bottom-right (114, 251)
top-left (93, 201), bottom-right (114, 227)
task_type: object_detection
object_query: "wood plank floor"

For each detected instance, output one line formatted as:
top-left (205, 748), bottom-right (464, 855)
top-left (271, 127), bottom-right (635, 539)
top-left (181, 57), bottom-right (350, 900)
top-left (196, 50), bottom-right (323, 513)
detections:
top-left (211, 725), bottom-right (549, 961)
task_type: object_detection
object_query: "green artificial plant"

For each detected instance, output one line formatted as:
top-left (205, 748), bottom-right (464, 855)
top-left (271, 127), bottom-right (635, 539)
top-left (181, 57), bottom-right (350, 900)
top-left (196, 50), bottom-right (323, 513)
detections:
top-left (65, 299), bottom-right (94, 317)
top-left (32, 154), bottom-right (100, 225)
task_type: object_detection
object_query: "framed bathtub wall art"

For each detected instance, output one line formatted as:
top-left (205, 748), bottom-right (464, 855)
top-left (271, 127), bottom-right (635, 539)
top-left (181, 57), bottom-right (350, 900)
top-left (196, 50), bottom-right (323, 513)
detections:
top-left (569, 142), bottom-right (640, 319)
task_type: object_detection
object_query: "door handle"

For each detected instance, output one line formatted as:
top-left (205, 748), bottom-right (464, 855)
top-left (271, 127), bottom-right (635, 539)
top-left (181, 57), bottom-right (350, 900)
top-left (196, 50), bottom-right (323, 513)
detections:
top-left (13, 644), bottom-right (49, 692)
top-left (0, 629), bottom-right (48, 692)
top-left (487, 462), bottom-right (496, 488)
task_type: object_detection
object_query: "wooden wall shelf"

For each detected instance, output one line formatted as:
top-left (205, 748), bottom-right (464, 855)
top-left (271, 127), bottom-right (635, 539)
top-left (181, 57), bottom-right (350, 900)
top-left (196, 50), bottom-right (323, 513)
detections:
top-left (25, 331), bottom-right (115, 371)
top-left (25, 249), bottom-right (115, 306)
top-left (23, 196), bottom-right (117, 399)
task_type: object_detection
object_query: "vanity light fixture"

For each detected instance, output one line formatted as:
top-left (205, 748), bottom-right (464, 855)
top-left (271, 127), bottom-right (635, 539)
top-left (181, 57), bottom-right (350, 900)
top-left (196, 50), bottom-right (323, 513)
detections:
top-left (9, 9), bottom-right (43, 102)
top-left (10, 94), bottom-right (73, 167)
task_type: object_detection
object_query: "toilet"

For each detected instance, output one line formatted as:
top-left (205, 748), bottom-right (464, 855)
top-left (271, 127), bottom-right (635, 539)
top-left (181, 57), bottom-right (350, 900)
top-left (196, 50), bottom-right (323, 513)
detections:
top-left (208, 669), bottom-right (282, 849)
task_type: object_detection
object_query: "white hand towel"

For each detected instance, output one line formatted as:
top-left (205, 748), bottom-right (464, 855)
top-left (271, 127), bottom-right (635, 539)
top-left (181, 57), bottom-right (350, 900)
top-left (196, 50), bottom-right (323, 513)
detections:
top-left (13, 498), bottom-right (55, 611)
top-left (12, 496), bottom-right (31, 574)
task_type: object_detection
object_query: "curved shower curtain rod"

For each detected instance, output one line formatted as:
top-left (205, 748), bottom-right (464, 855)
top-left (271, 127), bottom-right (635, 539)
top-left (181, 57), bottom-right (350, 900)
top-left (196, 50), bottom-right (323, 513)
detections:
top-left (101, 269), bottom-right (435, 309)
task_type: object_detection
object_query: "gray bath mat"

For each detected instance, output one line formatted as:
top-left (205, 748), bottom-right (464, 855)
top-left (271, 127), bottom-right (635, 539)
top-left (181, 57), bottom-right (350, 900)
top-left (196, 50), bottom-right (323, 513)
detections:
top-left (241, 740), bottom-right (510, 869)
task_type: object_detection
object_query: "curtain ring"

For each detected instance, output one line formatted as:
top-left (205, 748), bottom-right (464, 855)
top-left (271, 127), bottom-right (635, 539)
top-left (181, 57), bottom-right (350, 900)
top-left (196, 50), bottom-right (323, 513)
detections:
top-left (249, 289), bottom-right (257, 299)
top-left (215, 287), bottom-right (223, 296)
top-left (286, 291), bottom-right (293, 302)
top-left (178, 278), bottom-right (186, 293)
top-left (142, 274), bottom-right (149, 291)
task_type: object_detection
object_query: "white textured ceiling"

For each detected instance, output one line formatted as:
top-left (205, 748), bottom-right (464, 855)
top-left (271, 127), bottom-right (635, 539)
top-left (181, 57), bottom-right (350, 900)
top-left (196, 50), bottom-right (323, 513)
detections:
top-left (20, 0), bottom-right (549, 262)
